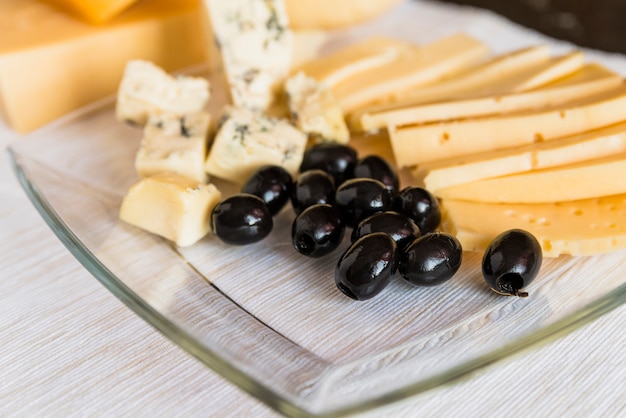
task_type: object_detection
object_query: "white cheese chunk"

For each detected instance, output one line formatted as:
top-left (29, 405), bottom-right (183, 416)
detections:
top-left (119, 173), bottom-right (222, 247)
top-left (135, 112), bottom-right (211, 183)
top-left (116, 60), bottom-right (210, 126)
top-left (285, 72), bottom-right (349, 144)
top-left (204, 106), bottom-right (307, 184)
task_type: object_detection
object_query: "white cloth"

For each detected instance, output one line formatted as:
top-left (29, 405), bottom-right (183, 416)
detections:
top-left (1, 1), bottom-right (625, 416)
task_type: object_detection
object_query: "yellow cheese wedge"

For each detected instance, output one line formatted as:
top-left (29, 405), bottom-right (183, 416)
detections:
top-left (332, 34), bottom-right (490, 113)
top-left (284, 0), bottom-right (404, 29)
top-left (441, 194), bottom-right (626, 257)
top-left (40, 0), bottom-right (141, 24)
top-left (355, 63), bottom-right (622, 131)
top-left (436, 153), bottom-right (626, 203)
top-left (389, 83), bottom-right (626, 167)
top-left (0, 0), bottom-right (205, 134)
top-left (414, 120), bottom-right (626, 191)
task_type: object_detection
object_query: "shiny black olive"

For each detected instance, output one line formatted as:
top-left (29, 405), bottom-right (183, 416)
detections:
top-left (393, 186), bottom-right (441, 233)
top-left (292, 204), bottom-right (345, 257)
top-left (241, 165), bottom-right (293, 216)
top-left (398, 232), bottom-right (462, 287)
top-left (335, 232), bottom-right (398, 301)
top-left (299, 143), bottom-right (358, 185)
top-left (211, 194), bottom-right (273, 245)
top-left (353, 155), bottom-right (399, 194)
top-left (351, 211), bottom-right (421, 251)
top-left (291, 169), bottom-right (336, 215)
top-left (334, 178), bottom-right (393, 228)
top-left (482, 229), bottom-right (542, 297)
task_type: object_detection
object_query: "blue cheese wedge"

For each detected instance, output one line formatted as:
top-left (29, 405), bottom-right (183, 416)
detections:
top-left (116, 60), bottom-right (210, 126)
top-left (204, 106), bottom-right (307, 184)
top-left (285, 71), bottom-right (349, 144)
top-left (202, 0), bottom-right (293, 112)
top-left (135, 112), bottom-right (211, 183)
top-left (119, 173), bottom-right (222, 247)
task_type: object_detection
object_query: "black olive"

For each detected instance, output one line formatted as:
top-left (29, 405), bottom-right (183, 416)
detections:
top-left (398, 232), bottom-right (462, 287)
top-left (292, 204), bottom-right (345, 257)
top-left (211, 194), bottom-right (273, 245)
top-left (291, 169), bottom-right (336, 215)
top-left (334, 178), bottom-right (393, 228)
top-left (299, 143), bottom-right (358, 185)
top-left (482, 229), bottom-right (542, 297)
top-left (393, 186), bottom-right (441, 233)
top-left (241, 165), bottom-right (293, 216)
top-left (353, 155), bottom-right (399, 194)
top-left (335, 232), bottom-right (398, 301)
top-left (351, 211), bottom-right (421, 251)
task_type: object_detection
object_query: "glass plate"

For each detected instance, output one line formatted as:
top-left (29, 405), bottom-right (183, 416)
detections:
top-left (7, 2), bottom-right (626, 416)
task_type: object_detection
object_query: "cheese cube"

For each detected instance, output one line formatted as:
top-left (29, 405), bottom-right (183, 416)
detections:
top-left (136, 112), bottom-right (211, 183)
top-left (119, 173), bottom-right (222, 247)
top-left (116, 60), bottom-right (210, 127)
top-left (285, 72), bottom-right (349, 144)
top-left (204, 106), bottom-right (307, 184)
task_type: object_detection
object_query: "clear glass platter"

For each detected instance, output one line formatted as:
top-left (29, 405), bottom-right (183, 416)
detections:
top-left (7, 2), bottom-right (626, 416)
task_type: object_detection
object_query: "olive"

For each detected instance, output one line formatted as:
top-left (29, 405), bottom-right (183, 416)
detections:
top-left (393, 186), bottom-right (441, 233)
top-left (241, 165), bottom-right (293, 216)
top-left (299, 143), bottom-right (358, 185)
top-left (292, 204), bottom-right (345, 258)
top-left (334, 178), bottom-right (393, 228)
top-left (482, 229), bottom-right (542, 297)
top-left (291, 169), bottom-right (335, 215)
top-left (398, 232), bottom-right (462, 287)
top-left (335, 232), bottom-right (398, 301)
top-left (351, 211), bottom-right (421, 251)
top-left (353, 155), bottom-right (399, 194)
top-left (211, 194), bottom-right (273, 245)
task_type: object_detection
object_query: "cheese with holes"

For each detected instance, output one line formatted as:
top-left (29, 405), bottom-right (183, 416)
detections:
top-left (441, 195), bottom-right (626, 257)
top-left (120, 172), bottom-right (222, 247)
top-left (116, 60), bottom-right (210, 126)
top-left (204, 106), bottom-right (307, 184)
top-left (40, 0), bottom-right (141, 24)
top-left (390, 84), bottom-right (626, 167)
top-left (136, 112), bottom-right (211, 183)
top-left (355, 63), bottom-right (621, 130)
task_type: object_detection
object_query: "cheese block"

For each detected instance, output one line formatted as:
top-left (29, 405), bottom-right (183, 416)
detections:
top-left (285, 72), bottom-right (349, 144)
top-left (119, 172), bottom-right (222, 247)
top-left (40, 0), bottom-right (141, 24)
top-left (390, 83), bottom-right (626, 167)
top-left (202, 0), bottom-right (293, 112)
top-left (415, 120), bottom-right (626, 191)
top-left (284, 0), bottom-right (404, 29)
top-left (441, 194), bottom-right (626, 257)
top-left (136, 112), bottom-right (211, 183)
top-left (204, 106), bottom-right (308, 184)
top-left (355, 63), bottom-right (621, 131)
top-left (332, 34), bottom-right (490, 113)
top-left (116, 60), bottom-right (210, 126)
top-left (436, 153), bottom-right (626, 203)
top-left (0, 0), bottom-right (206, 134)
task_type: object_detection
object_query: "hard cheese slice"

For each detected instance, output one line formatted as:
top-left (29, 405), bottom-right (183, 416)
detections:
top-left (441, 194), bottom-right (626, 257)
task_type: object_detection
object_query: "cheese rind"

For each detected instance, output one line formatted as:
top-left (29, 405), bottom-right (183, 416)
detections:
top-left (119, 173), bottom-right (222, 247)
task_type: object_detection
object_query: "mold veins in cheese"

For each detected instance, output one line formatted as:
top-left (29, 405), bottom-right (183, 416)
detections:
top-left (119, 173), bottom-right (222, 247)
top-left (204, 106), bottom-right (307, 184)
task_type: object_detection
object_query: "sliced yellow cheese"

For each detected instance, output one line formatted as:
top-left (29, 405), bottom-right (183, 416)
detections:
top-left (40, 0), bottom-right (141, 24)
top-left (441, 195), bottom-right (626, 257)
top-left (284, 0), bottom-right (404, 29)
top-left (414, 120), bottom-right (626, 191)
top-left (389, 83), bottom-right (626, 167)
top-left (356, 63), bottom-right (622, 131)
top-left (436, 153), bottom-right (626, 203)
top-left (332, 34), bottom-right (490, 113)
top-left (119, 172), bottom-right (222, 247)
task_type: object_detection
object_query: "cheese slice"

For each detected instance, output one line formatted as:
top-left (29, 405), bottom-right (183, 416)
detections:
top-left (441, 194), bottom-right (626, 257)
top-left (355, 63), bottom-right (622, 131)
top-left (284, 0), bottom-right (403, 29)
top-left (389, 83), bottom-right (626, 167)
top-left (119, 172), bottom-right (222, 247)
top-left (332, 34), bottom-right (490, 113)
top-left (436, 153), bottom-right (626, 203)
top-left (40, 0), bottom-right (141, 24)
top-left (414, 120), bottom-right (626, 191)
